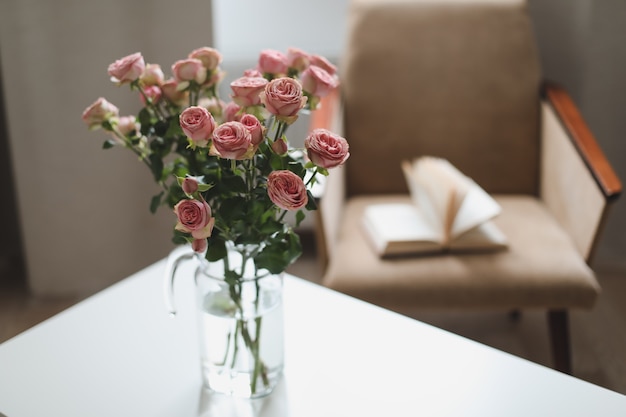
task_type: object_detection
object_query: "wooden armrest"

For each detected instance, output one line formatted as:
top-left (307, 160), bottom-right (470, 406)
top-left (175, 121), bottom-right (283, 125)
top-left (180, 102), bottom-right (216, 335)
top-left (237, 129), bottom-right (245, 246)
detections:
top-left (309, 87), bottom-right (341, 132)
top-left (540, 81), bottom-right (621, 263)
top-left (307, 87), bottom-right (345, 273)
top-left (542, 82), bottom-right (622, 200)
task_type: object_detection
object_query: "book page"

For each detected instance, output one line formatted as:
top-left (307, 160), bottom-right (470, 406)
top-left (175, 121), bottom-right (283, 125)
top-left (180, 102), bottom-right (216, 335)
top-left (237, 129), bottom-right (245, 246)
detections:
top-left (448, 220), bottom-right (508, 251)
top-left (403, 157), bottom-right (468, 244)
top-left (450, 180), bottom-right (502, 238)
top-left (361, 203), bottom-right (443, 256)
top-left (403, 157), bottom-right (503, 242)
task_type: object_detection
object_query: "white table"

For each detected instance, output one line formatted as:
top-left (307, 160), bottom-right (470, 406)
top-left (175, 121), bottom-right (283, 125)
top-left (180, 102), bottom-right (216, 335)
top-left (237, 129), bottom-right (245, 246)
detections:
top-left (0, 259), bottom-right (625, 417)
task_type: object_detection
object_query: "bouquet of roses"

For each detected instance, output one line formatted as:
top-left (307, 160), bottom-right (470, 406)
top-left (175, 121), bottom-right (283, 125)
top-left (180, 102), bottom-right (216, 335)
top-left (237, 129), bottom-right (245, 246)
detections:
top-left (81, 47), bottom-right (349, 273)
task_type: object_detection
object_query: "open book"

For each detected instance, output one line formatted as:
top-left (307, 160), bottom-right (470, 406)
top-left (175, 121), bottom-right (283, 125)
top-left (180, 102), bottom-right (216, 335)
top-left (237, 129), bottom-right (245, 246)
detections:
top-left (361, 157), bottom-right (508, 257)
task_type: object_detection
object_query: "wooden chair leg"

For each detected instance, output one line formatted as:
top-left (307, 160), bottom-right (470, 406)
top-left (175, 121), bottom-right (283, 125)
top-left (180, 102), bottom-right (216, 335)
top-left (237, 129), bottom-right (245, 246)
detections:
top-left (547, 309), bottom-right (572, 374)
top-left (508, 309), bottom-right (522, 322)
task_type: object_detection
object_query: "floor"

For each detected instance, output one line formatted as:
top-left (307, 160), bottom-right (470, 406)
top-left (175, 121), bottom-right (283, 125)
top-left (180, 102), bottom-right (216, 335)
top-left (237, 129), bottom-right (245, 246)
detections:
top-left (2, 234), bottom-right (626, 396)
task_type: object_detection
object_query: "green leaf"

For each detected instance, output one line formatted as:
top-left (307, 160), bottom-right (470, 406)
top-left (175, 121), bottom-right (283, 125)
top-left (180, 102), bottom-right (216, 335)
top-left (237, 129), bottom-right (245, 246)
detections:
top-left (171, 229), bottom-right (189, 245)
top-left (206, 235), bottom-right (227, 262)
top-left (148, 154), bottom-right (165, 182)
top-left (102, 140), bottom-right (116, 149)
top-left (255, 230), bottom-right (302, 274)
top-left (150, 191), bottom-right (164, 214)
top-left (217, 197), bottom-right (246, 223)
top-left (305, 190), bottom-right (318, 210)
top-left (295, 210), bottom-right (305, 226)
top-left (101, 120), bottom-right (113, 131)
top-left (138, 108), bottom-right (153, 135)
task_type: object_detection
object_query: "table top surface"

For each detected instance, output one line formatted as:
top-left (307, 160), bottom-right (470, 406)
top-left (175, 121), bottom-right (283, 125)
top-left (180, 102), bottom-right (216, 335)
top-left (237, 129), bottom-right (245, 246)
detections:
top-left (0, 259), bottom-right (625, 417)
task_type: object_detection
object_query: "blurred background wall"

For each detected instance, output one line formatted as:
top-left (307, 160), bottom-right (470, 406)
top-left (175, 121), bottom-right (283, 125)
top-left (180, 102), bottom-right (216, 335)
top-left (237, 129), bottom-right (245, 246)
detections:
top-left (0, 0), bottom-right (624, 297)
top-left (0, 0), bottom-right (213, 295)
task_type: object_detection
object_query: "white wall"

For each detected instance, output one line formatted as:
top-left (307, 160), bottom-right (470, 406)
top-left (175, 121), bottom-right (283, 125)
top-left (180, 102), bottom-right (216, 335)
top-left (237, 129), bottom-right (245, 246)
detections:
top-left (0, 0), bottom-right (213, 296)
top-left (213, 0), bottom-right (349, 63)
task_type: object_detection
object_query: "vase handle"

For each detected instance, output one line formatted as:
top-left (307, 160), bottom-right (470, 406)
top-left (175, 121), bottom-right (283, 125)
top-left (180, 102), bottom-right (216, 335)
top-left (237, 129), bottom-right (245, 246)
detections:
top-left (163, 245), bottom-right (197, 317)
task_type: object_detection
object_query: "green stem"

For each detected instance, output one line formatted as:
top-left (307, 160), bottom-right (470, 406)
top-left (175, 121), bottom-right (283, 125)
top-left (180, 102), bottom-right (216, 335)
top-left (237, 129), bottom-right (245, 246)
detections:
top-left (305, 166), bottom-right (320, 187)
top-left (110, 127), bottom-right (155, 171)
top-left (230, 321), bottom-right (241, 369)
top-left (224, 250), bottom-right (270, 395)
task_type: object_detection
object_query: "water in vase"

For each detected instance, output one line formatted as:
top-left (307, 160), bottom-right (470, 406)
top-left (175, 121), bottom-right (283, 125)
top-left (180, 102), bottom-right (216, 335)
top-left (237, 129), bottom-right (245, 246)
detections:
top-left (197, 283), bottom-right (284, 398)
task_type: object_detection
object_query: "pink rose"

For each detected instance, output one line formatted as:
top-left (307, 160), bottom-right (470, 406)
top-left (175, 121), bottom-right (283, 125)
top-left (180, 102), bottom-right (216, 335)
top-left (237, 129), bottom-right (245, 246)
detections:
top-left (300, 65), bottom-right (338, 98)
top-left (192, 238), bottom-right (207, 253)
top-left (181, 177), bottom-right (199, 195)
top-left (309, 54), bottom-right (337, 76)
top-left (140, 63), bottom-right (164, 86)
top-left (271, 138), bottom-right (288, 155)
top-left (287, 47), bottom-right (310, 72)
top-left (172, 58), bottom-right (207, 84)
top-left (260, 77), bottom-right (307, 123)
top-left (223, 102), bottom-right (242, 122)
top-left (161, 78), bottom-right (188, 106)
top-left (108, 52), bottom-right (145, 84)
top-left (240, 114), bottom-right (265, 145)
top-left (230, 76), bottom-right (269, 107)
top-left (198, 97), bottom-right (224, 119)
top-left (179, 106), bottom-right (216, 147)
top-left (305, 128), bottom-right (350, 169)
top-left (174, 199), bottom-right (215, 239)
top-left (243, 68), bottom-right (263, 78)
top-left (140, 85), bottom-right (162, 105)
top-left (211, 121), bottom-right (253, 160)
top-left (267, 170), bottom-right (308, 211)
top-left (258, 49), bottom-right (289, 75)
top-left (189, 47), bottom-right (222, 71)
top-left (82, 97), bottom-right (119, 129)
top-left (116, 115), bottom-right (139, 137)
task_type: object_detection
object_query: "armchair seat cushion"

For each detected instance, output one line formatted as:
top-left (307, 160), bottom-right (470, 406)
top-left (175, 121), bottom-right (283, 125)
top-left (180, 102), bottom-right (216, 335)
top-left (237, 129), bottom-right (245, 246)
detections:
top-left (322, 194), bottom-right (600, 311)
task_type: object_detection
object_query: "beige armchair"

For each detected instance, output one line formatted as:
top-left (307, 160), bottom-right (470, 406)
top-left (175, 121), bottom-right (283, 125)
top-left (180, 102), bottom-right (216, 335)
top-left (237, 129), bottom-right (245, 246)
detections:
top-left (311, 0), bottom-right (621, 374)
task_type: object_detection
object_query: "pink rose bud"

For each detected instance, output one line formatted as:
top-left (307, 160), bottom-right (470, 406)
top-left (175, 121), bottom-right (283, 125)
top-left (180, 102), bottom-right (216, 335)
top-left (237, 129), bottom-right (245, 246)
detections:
top-left (82, 97), bottom-right (119, 129)
top-left (140, 63), bottom-right (164, 86)
top-left (192, 238), bottom-right (208, 253)
top-left (179, 106), bottom-right (216, 147)
top-left (309, 54), bottom-right (337, 76)
top-left (260, 77), bottom-right (307, 123)
top-left (198, 97), bottom-right (224, 119)
top-left (182, 177), bottom-right (199, 194)
top-left (189, 47), bottom-right (223, 71)
top-left (161, 78), bottom-right (188, 106)
top-left (223, 101), bottom-right (242, 122)
top-left (174, 199), bottom-right (215, 239)
top-left (172, 58), bottom-right (207, 84)
top-left (267, 170), bottom-right (308, 211)
top-left (212, 121), bottom-right (253, 160)
top-left (230, 76), bottom-right (269, 107)
top-left (205, 70), bottom-right (225, 88)
top-left (258, 49), bottom-right (289, 75)
top-left (287, 47), bottom-right (310, 72)
top-left (305, 128), bottom-right (350, 169)
top-left (243, 68), bottom-right (264, 78)
top-left (240, 114), bottom-right (265, 145)
top-left (140, 85), bottom-right (162, 105)
top-left (108, 52), bottom-right (145, 84)
top-left (301, 65), bottom-right (338, 98)
top-left (116, 115), bottom-right (139, 136)
top-left (271, 138), bottom-right (288, 155)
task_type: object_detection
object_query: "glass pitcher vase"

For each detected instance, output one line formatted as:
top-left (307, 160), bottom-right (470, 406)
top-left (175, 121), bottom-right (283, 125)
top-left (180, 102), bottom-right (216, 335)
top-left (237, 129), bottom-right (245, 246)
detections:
top-left (164, 243), bottom-right (285, 399)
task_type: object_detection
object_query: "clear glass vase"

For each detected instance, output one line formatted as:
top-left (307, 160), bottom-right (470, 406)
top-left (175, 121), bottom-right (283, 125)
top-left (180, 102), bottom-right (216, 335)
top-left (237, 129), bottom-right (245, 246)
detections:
top-left (164, 244), bottom-right (285, 398)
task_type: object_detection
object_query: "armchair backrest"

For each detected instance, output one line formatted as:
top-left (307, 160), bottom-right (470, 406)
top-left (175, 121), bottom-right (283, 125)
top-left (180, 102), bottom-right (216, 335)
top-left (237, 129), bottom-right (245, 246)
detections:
top-left (340, 0), bottom-right (542, 196)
